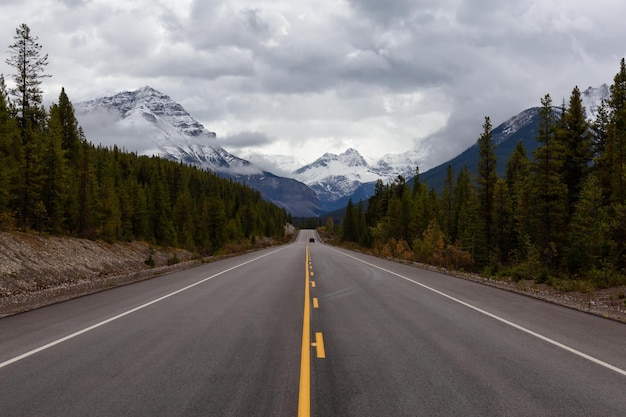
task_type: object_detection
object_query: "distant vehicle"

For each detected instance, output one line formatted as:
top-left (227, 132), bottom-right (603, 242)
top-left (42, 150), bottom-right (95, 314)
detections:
top-left (309, 238), bottom-right (315, 242)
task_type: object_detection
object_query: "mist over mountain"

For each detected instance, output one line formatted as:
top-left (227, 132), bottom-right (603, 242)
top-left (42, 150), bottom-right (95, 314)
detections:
top-left (75, 87), bottom-right (322, 217)
top-left (75, 84), bottom-right (609, 216)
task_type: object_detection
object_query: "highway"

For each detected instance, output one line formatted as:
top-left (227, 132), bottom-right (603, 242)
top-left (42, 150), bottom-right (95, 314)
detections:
top-left (1, 230), bottom-right (625, 416)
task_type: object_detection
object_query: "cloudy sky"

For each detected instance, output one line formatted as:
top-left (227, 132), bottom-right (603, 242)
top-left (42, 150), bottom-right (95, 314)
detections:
top-left (1, 0), bottom-right (625, 170)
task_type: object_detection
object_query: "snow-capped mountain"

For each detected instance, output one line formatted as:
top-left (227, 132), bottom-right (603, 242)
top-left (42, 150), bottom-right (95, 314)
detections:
top-left (75, 87), bottom-right (321, 217)
top-left (75, 86), bottom-right (259, 174)
top-left (291, 148), bottom-right (423, 212)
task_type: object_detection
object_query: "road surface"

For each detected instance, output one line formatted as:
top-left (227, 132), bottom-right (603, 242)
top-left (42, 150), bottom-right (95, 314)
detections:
top-left (1, 230), bottom-right (625, 416)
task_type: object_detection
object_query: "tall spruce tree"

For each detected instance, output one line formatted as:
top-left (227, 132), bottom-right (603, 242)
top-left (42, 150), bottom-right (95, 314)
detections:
top-left (5, 24), bottom-right (50, 132)
top-left (606, 58), bottom-right (626, 267)
top-left (5, 24), bottom-right (51, 229)
top-left (591, 100), bottom-right (611, 202)
top-left (475, 116), bottom-right (498, 265)
top-left (529, 94), bottom-right (568, 270)
top-left (560, 86), bottom-right (592, 215)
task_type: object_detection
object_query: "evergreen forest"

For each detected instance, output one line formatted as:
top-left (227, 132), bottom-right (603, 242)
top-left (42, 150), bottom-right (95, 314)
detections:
top-left (0, 24), bottom-right (287, 254)
top-left (338, 58), bottom-right (626, 289)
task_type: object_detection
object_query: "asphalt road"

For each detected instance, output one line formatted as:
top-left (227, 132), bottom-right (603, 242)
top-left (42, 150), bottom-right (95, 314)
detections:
top-left (1, 230), bottom-right (625, 416)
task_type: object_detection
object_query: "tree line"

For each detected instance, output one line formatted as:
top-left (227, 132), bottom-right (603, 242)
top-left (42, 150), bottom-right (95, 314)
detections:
top-left (0, 24), bottom-right (287, 253)
top-left (339, 59), bottom-right (626, 289)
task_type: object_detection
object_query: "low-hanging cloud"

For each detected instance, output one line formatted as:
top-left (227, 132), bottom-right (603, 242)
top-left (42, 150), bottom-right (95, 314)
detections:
top-left (220, 131), bottom-right (275, 149)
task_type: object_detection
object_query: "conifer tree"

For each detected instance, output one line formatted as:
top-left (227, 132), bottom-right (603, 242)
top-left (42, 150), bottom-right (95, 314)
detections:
top-left (454, 166), bottom-right (478, 257)
top-left (0, 75), bottom-right (19, 222)
top-left (5, 24), bottom-right (50, 132)
top-left (560, 86), bottom-right (592, 214)
top-left (566, 174), bottom-right (613, 274)
top-left (43, 102), bottom-right (70, 233)
top-left (529, 94), bottom-right (568, 269)
top-left (505, 140), bottom-right (531, 255)
top-left (591, 100), bottom-right (611, 201)
top-left (492, 178), bottom-right (512, 262)
top-left (5, 24), bottom-right (50, 229)
top-left (441, 165), bottom-right (455, 240)
top-left (607, 58), bottom-right (626, 203)
top-left (475, 116), bottom-right (498, 265)
top-left (342, 198), bottom-right (357, 242)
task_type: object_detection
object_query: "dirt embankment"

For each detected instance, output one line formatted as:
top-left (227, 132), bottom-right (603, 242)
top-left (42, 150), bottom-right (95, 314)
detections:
top-left (0, 231), bottom-right (197, 317)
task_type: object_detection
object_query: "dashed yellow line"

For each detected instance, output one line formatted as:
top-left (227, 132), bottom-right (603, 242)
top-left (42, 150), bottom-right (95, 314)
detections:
top-left (313, 297), bottom-right (319, 309)
top-left (313, 332), bottom-right (326, 358)
top-left (298, 243), bottom-right (311, 417)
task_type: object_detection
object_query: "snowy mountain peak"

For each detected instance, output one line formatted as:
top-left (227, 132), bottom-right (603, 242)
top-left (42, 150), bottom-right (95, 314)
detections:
top-left (338, 148), bottom-right (370, 167)
top-left (76, 86), bottom-right (217, 146)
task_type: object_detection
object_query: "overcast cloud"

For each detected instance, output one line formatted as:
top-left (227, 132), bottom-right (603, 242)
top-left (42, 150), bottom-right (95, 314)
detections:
top-left (1, 0), bottom-right (625, 170)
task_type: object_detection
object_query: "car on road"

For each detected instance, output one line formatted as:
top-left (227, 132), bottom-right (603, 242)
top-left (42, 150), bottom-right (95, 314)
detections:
top-left (309, 238), bottom-right (315, 242)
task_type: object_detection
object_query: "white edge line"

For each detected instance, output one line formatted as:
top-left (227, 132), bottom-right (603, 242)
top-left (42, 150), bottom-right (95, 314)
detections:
top-left (0, 247), bottom-right (284, 370)
top-left (334, 248), bottom-right (626, 378)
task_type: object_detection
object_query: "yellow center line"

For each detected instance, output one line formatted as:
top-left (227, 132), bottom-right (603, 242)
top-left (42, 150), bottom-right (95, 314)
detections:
top-left (298, 243), bottom-right (311, 417)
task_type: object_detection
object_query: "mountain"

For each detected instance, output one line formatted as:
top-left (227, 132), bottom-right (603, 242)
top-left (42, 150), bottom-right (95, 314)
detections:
top-left (291, 148), bottom-right (423, 212)
top-left (75, 87), bottom-right (321, 217)
top-left (418, 84), bottom-right (610, 192)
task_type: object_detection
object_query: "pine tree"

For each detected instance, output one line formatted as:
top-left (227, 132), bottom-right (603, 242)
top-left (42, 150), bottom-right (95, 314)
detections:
top-left (560, 86), bottom-right (592, 214)
top-left (605, 58), bottom-right (626, 267)
top-left (607, 58), bottom-right (626, 204)
top-left (475, 116), bottom-right (498, 265)
top-left (591, 100), bottom-right (611, 201)
top-left (5, 24), bottom-right (50, 133)
top-left (43, 102), bottom-right (70, 233)
top-left (529, 94), bottom-right (568, 269)
top-left (454, 166), bottom-right (478, 257)
top-left (342, 198), bottom-right (356, 242)
top-left (5, 24), bottom-right (50, 229)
